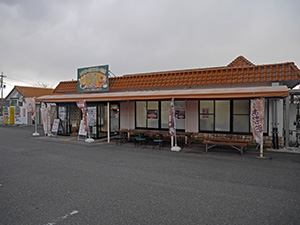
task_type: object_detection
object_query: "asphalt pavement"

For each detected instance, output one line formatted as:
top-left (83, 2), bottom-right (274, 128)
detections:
top-left (1, 125), bottom-right (300, 225)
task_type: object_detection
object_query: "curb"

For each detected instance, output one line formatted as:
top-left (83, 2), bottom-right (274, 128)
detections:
top-left (267, 147), bottom-right (300, 154)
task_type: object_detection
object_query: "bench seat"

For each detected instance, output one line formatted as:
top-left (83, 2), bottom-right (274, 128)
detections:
top-left (203, 139), bottom-right (248, 154)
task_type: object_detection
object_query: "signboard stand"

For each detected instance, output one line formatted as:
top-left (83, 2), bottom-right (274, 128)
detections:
top-left (72, 121), bottom-right (77, 135)
top-left (77, 119), bottom-right (87, 141)
top-left (51, 118), bottom-right (60, 137)
top-left (85, 127), bottom-right (95, 143)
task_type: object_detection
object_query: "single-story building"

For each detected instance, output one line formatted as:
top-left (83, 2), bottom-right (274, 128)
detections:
top-left (37, 56), bottom-right (300, 148)
top-left (5, 85), bottom-right (55, 124)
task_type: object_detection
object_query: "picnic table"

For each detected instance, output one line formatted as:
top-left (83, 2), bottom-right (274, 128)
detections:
top-left (119, 129), bottom-right (194, 148)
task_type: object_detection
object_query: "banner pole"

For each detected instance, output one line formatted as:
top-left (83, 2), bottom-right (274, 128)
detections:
top-left (32, 117), bottom-right (40, 136)
top-left (107, 101), bottom-right (110, 143)
top-left (170, 98), bottom-right (181, 152)
top-left (260, 139), bottom-right (264, 158)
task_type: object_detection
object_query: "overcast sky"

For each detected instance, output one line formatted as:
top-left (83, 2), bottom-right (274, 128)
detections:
top-left (1, 0), bottom-right (299, 97)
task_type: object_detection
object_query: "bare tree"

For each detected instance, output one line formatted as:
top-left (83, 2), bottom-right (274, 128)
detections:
top-left (33, 82), bottom-right (54, 88)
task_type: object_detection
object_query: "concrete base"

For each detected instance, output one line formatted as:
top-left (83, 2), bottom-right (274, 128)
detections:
top-left (171, 145), bottom-right (181, 152)
top-left (85, 138), bottom-right (95, 143)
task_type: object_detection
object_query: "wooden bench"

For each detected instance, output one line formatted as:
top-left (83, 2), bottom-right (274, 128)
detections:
top-left (203, 139), bottom-right (249, 155)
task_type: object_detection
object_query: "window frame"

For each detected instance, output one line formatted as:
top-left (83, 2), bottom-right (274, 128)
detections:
top-left (199, 99), bottom-right (268, 135)
top-left (135, 100), bottom-right (186, 131)
top-left (135, 101), bottom-right (160, 130)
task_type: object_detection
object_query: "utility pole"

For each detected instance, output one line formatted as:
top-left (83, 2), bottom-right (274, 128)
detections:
top-left (1, 72), bottom-right (7, 116)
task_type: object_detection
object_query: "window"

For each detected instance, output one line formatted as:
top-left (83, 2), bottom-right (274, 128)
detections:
top-left (215, 100), bottom-right (230, 131)
top-left (199, 100), bottom-right (268, 134)
top-left (174, 101), bottom-right (185, 130)
top-left (136, 100), bottom-right (185, 130)
top-left (200, 100), bottom-right (214, 131)
top-left (233, 100), bottom-right (249, 133)
top-left (136, 101), bottom-right (147, 128)
top-left (161, 101), bottom-right (170, 129)
top-left (136, 101), bottom-right (159, 129)
top-left (147, 101), bottom-right (159, 128)
top-left (11, 99), bottom-right (18, 106)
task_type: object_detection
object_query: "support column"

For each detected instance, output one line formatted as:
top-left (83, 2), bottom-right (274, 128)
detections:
top-left (285, 97), bottom-right (289, 148)
top-left (107, 101), bottom-right (110, 143)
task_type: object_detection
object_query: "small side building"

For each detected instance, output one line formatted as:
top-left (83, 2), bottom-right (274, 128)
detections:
top-left (5, 86), bottom-right (55, 124)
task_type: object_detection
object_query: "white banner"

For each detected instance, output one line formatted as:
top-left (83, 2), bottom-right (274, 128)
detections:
top-left (25, 97), bottom-right (36, 120)
top-left (41, 103), bottom-right (51, 136)
top-left (78, 119), bottom-right (87, 136)
top-left (250, 98), bottom-right (265, 144)
top-left (168, 98), bottom-right (175, 137)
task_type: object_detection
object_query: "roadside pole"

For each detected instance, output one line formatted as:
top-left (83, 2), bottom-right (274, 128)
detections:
top-left (107, 101), bottom-right (110, 143)
top-left (0, 72), bottom-right (7, 117)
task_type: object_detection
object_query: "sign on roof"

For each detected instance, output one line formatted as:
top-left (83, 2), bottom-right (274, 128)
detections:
top-left (77, 65), bottom-right (109, 92)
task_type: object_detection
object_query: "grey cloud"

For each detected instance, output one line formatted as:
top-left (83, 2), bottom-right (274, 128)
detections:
top-left (0, 0), bottom-right (299, 96)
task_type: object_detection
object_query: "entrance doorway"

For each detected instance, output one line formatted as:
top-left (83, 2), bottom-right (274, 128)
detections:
top-left (87, 103), bottom-right (120, 138)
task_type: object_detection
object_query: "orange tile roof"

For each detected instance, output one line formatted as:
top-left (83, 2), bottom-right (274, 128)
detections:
top-left (14, 86), bottom-right (54, 98)
top-left (227, 55), bottom-right (255, 67)
top-left (53, 56), bottom-right (300, 93)
top-left (53, 81), bottom-right (77, 93)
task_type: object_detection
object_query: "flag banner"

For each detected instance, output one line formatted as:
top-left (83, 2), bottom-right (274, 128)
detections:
top-left (21, 107), bottom-right (27, 124)
top-left (3, 106), bottom-right (9, 124)
top-left (51, 119), bottom-right (60, 133)
top-left (168, 98), bottom-right (175, 137)
top-left (76, 100), bottom-right (88, 135)
top-left (78, 119), bottom-right (87, 136)
top-left (14, 106), bottom-right (21, 124)
top-left (41, 103), bottom-right (51, 136)
top-left (250, 98), bottom-right (265, 144)
top-left (25, 97), bottom-right (36, 120)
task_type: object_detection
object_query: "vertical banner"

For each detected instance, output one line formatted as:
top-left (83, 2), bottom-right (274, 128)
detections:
top-left (14, 106), bottom-right (21, 124)
top-left (87, 107), bottom-right (96, 127)
top-left (250, 98), bottom-right (265, 144)
top-left (3, 106), bottom-right (9, 124)
top-left (169, 98), bottom-right (175, 137)
top-left (51, 118), bottom-right (60, 133)
top-left (25, 97), bottom-right (36, 120)
top-left (76, 100), bottom-right (87, 136)
top-left (41, 103), bottom-right (51, 136)
top-left (21, 107), bottom-right (27, 124)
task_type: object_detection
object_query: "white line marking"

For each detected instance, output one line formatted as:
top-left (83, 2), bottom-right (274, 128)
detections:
top-left (70, 210), bottom-right (79, 215)
top-left (44, 210), bottom-right (79, 225)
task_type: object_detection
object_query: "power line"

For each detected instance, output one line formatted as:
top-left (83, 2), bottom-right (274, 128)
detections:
top-left (6, 76), bottom-right (34, 86)
top-left (3, 81), bottom-right (15, 86)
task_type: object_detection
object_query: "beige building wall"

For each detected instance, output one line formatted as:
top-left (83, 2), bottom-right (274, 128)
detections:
top-left (186, 100), bottom-right (199, 133)
top-left (120, 102), bottom-right (135, 130)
